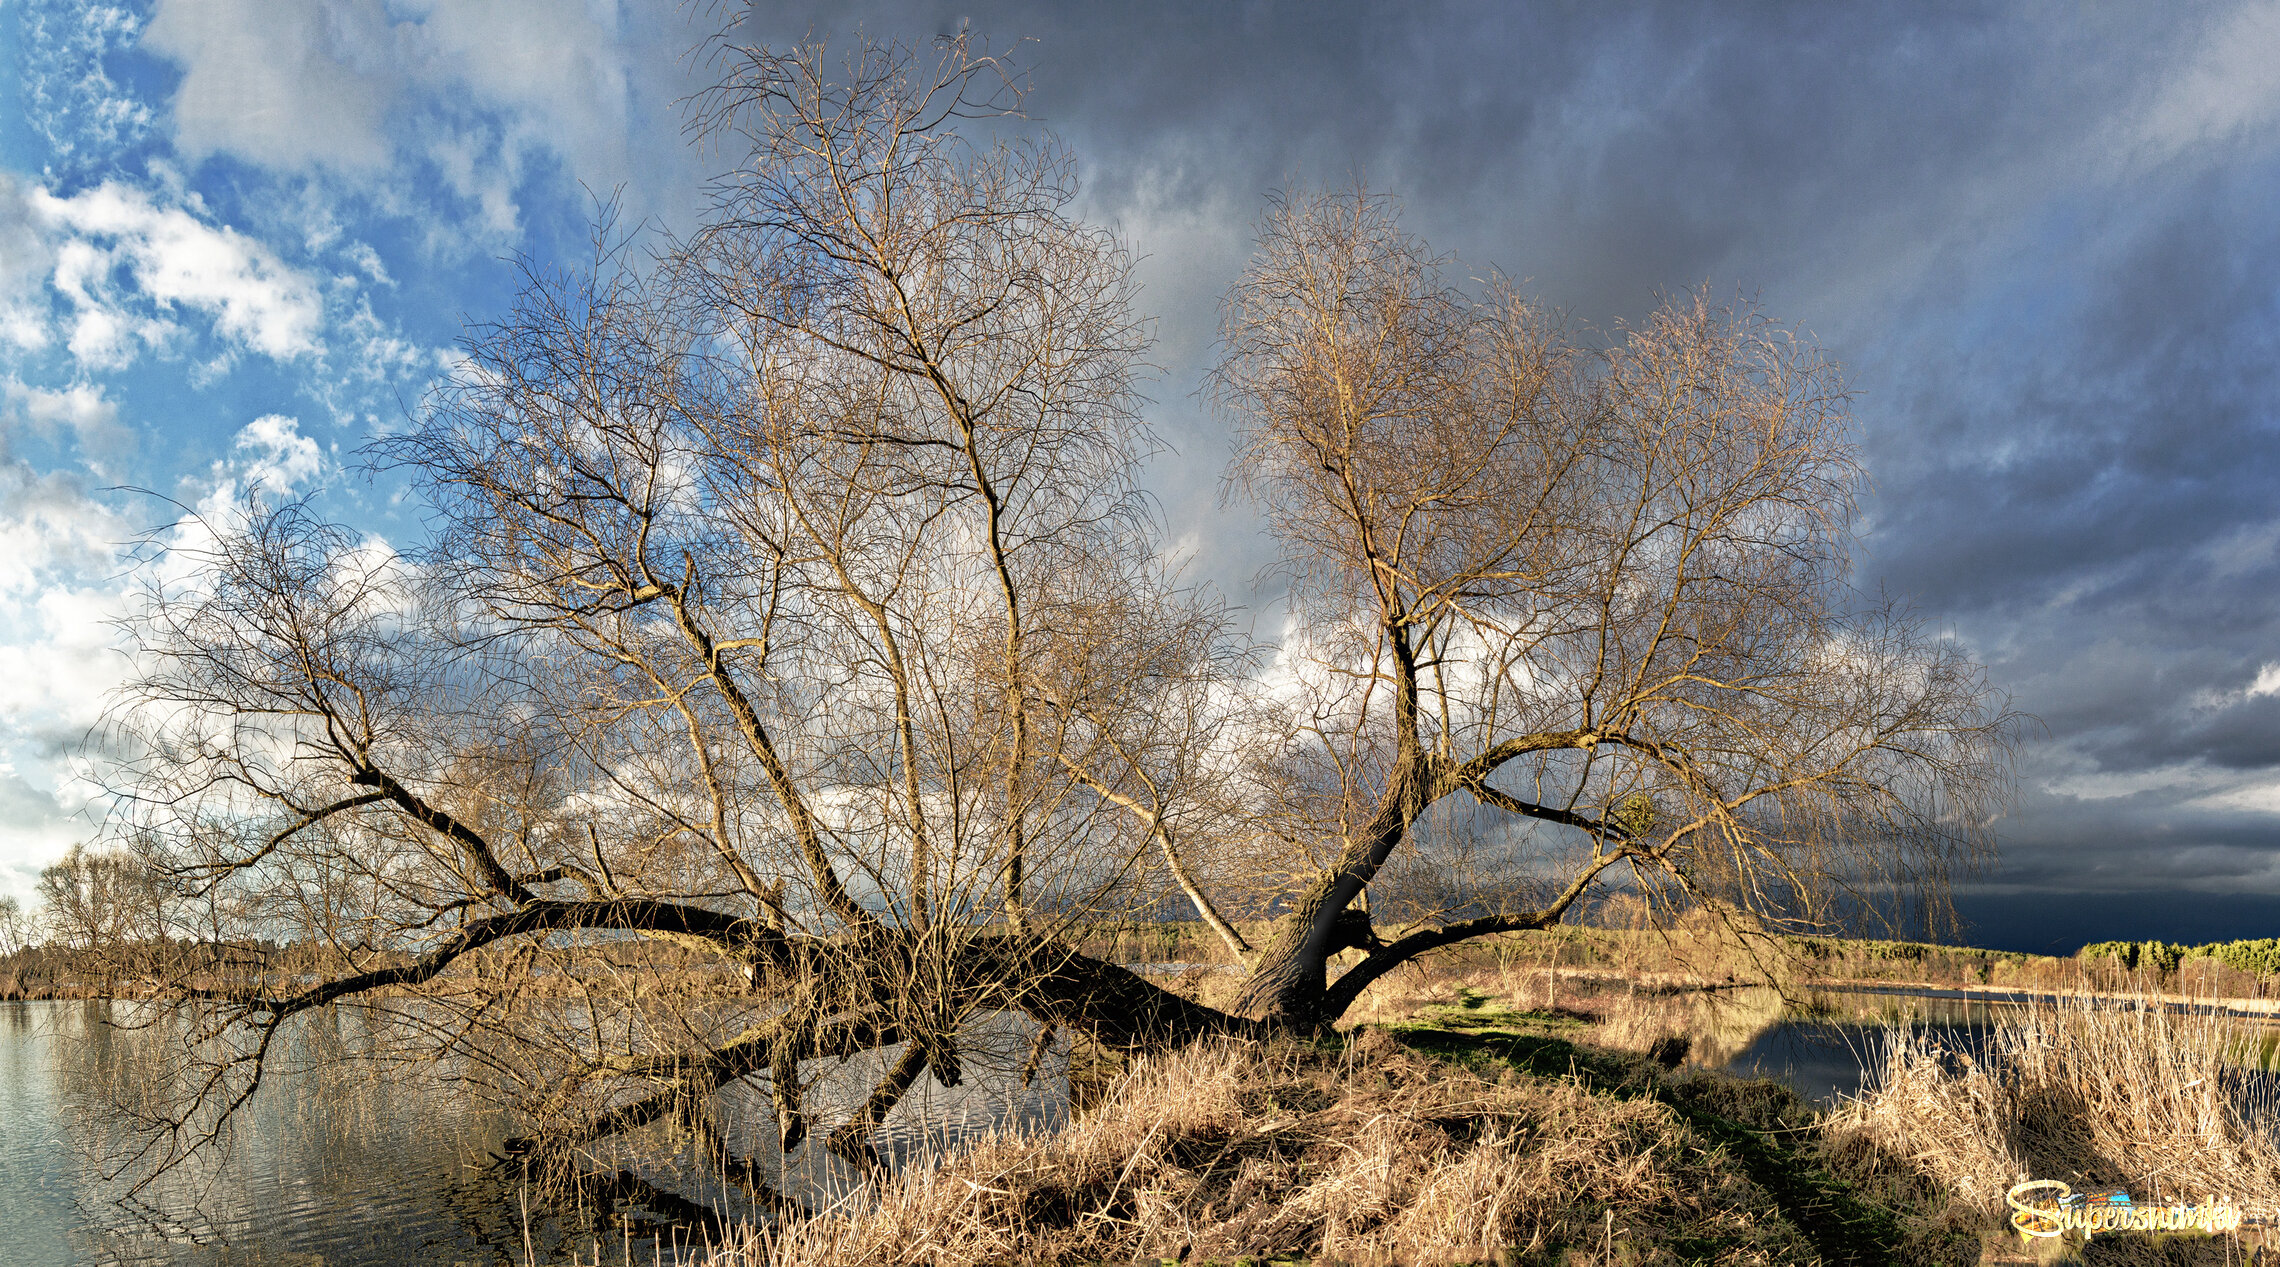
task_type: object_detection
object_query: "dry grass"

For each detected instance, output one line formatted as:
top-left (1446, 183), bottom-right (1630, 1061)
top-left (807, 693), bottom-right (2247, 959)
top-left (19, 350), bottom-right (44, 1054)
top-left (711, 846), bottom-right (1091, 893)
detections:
top-left (1329, 952), bottom-right (1790, 1079)
top-left (723, 1031), bottom-right (1816, 1266)
top-left (1821, 993), bottom-right (2280, 1250)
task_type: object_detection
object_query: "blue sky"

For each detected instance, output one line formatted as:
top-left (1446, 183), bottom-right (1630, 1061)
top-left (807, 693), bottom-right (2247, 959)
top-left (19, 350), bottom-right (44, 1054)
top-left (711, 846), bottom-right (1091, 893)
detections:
top-left (6, 1), bottom-right (2280, 951)
top-left (0, 0), bottom-right (710, 909)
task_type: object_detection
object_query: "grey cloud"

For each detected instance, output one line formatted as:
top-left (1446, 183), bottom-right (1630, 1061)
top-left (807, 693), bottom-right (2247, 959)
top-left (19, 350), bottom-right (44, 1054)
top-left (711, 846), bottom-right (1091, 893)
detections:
top-left (139, 0), bottom-right (714, 249)
top-left (711, 3), bottom-right (2280, 912)
top-left (56, 0), bottom-right (2280, 929)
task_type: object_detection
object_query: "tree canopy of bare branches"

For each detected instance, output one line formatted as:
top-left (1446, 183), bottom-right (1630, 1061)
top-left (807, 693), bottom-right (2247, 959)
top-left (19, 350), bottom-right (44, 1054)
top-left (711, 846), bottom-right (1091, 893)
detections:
top-left (1210, 189), bottom-right (2018, 1026)
top-left (37, 844), bottom-right (169, 953)
top-left (84, 36), bottom-right (2015, 1206)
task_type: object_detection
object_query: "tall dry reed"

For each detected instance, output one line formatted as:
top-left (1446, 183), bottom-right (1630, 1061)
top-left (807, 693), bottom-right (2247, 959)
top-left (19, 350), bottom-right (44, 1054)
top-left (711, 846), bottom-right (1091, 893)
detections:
top-left (1823, 993), bottom-right (2280, 1215)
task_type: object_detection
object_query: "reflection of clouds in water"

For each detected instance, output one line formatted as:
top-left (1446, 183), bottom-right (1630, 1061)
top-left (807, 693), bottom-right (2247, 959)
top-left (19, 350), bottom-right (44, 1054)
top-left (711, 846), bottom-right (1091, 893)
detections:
top-left (1724, 1019), bottom-right (1996, 1109)
top-left (5, 1001), bottom-right (1074, 1264)
top-left (617, 1012), bottom-right (1073, 1218)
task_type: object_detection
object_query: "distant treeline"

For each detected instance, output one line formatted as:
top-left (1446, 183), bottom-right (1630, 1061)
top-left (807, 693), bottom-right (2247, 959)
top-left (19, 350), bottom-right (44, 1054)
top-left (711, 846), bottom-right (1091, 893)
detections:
top-left (2077, 938), bottom-right (2280, 976)
top-left (10, 922), bottom-right (2278, 1005)
top-left (0, 933), bottom-right (747, 1002)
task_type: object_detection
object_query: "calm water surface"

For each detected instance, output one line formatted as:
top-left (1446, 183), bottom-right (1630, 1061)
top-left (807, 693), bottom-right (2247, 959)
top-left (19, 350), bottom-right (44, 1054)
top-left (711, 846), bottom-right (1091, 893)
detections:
top-left (12, 986), bottom-right (2274, 1263)
top-left (1716, 988), bottom-right (2280, 1105)
top-left (1717, 995), bottom-right (2002, 1104)
top-left (0, 1001), bottom-right (1065, 1266)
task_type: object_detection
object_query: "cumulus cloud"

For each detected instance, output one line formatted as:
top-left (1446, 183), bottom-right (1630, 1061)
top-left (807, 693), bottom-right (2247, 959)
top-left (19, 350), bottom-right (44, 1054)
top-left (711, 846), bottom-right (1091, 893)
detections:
top-left (0, 584), bottom-right (125, 747)
top-left (31, 182), bottom-right (325, 366)
top-left (0, 407), bottom-right (354, 894)
top-left (0, 463), bottom-right (123, 605)
top-left (0, 178), bottom-right (57, 354)
top-left (0, 458), bottom-right (135, 900)
top-left (230, 413), bottom-right (323, 494)
top-left (141, 0), bottom-right (400, 172)
top-left (0, 377), bottom-right (133, 468)
top-left (0, 764), bottom-right (84, 906)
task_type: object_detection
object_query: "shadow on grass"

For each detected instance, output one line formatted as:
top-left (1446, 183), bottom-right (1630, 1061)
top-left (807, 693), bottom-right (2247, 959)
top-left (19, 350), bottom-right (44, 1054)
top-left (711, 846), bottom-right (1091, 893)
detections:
top-left (1381, 1012), bottom-right (1977, 1267)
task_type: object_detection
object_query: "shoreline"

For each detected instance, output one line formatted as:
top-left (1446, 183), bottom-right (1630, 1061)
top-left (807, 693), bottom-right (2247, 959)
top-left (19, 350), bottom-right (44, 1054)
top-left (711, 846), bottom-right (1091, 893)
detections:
top-left (1405, 963), bottom-right (2280, 1021)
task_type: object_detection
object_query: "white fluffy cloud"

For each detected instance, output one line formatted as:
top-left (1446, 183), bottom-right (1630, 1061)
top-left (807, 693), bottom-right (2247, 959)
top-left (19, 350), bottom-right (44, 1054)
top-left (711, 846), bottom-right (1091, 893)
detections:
top-left (0, 763), bottom-right (85, 907)
top-left (31, 181), bottom-right (325, 367)
top-left (231, 413), bottom-right (323, 494)
top-left (0, 464), bottom-right (123, 604)
top-left (0, 177), bottom-right (57, 355)
top-left (142, 0), bottom-right (400, 172)
top-left (1, 378), bottom-right (127, 461)
top-left (0, 407), bottom-right (353, 902)
top-left (0, 458), bottom-right (135, 902)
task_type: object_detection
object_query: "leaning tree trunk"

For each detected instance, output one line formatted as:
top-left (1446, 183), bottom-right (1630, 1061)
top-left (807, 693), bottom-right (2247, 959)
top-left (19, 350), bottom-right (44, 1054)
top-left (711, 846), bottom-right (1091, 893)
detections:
top-left (1230, 757), bottom-right (1434, 1030)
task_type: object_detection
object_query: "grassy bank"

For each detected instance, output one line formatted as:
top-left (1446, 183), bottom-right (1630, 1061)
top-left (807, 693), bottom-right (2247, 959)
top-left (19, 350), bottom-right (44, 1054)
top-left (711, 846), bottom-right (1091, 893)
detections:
top-left (699, 986), bottom-right (1956, 1265)
top-left (691, 966), bottom-right (2280, 1267)
top-left (725, 1027), bottom-right (1841, 1266)
top-left (1825, 993), bottom-right (2280, 1263)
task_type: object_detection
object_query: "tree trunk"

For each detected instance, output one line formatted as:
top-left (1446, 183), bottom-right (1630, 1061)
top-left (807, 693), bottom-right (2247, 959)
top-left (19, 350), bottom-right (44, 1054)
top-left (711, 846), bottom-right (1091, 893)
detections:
top-left (1230, 768), bottom-right (1427, 1030)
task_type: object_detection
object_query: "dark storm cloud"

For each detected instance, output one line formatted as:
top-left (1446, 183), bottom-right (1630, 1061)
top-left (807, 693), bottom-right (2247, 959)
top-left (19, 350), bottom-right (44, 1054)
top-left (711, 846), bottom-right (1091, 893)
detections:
top-left (721, 3), bottom-right (2280, 917)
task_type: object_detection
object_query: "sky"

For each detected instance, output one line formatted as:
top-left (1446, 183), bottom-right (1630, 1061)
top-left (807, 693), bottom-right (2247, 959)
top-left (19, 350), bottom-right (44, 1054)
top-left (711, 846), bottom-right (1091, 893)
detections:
top-left (3, 1), bottom-right (2280, 954)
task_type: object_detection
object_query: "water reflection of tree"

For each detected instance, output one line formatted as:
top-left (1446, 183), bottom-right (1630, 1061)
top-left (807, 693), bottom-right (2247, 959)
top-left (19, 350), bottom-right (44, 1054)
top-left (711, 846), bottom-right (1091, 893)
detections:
top-left (44, 1001), bottom-right (580, 1263)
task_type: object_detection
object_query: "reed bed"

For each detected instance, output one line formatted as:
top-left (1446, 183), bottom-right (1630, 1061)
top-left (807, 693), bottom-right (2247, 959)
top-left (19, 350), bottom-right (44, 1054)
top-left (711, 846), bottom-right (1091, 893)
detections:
top-left (722, 1030), bottom-right (1813, 1267)
top-left (1822, 992), bottom-right (2280, 1219)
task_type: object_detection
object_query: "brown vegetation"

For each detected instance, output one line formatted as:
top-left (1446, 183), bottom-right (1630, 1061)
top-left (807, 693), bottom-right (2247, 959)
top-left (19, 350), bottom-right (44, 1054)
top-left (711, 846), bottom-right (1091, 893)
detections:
top-left (1825, 995), bottom-right (2280, 1229)
top-left (736, 1032), bottom-right (1816, 1267)
top-left (714, 973), bottom-right (2280, 1266)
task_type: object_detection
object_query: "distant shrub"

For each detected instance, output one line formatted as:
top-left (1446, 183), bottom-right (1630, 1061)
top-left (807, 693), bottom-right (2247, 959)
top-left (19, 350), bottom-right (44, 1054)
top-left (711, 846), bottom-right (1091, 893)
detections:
top-left (1854, 939), bottom-right (1930, 961)
top-left (2079, 940), bottom-right (2138, 969)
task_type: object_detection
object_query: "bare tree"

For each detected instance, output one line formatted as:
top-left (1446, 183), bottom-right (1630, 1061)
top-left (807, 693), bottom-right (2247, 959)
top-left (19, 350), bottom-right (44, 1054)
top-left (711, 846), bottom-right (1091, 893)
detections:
top-left (98, 34), bottom-right (1238, 1196)
top-left (0, 896), bottom-right (33, 956)
top-left (1201, 189), bottom-right (2019, 1028)
top-left (85, 41), bottom-right (2014, 1215)
top-left (37, 844), bottom-right (169, 953)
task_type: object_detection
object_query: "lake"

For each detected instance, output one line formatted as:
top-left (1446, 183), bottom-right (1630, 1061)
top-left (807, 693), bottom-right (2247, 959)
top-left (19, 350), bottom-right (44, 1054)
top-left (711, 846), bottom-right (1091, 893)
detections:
top-left (1715, 990), bottom-right (2006, 1104)
top-left (0, 1000), bottom-right (1068, 1265)
top-left (1713, 985), bottom-right (2280, 1107)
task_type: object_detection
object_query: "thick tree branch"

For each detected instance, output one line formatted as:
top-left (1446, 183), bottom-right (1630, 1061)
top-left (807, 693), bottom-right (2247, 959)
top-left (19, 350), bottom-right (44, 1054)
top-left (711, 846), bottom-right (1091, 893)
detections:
top-left (345, 766), bottom-right (537, 905)
top-left (233, 899), bottom-right (779, 1019)
top-left (1321, 846), bottom-right (1636, 1016)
